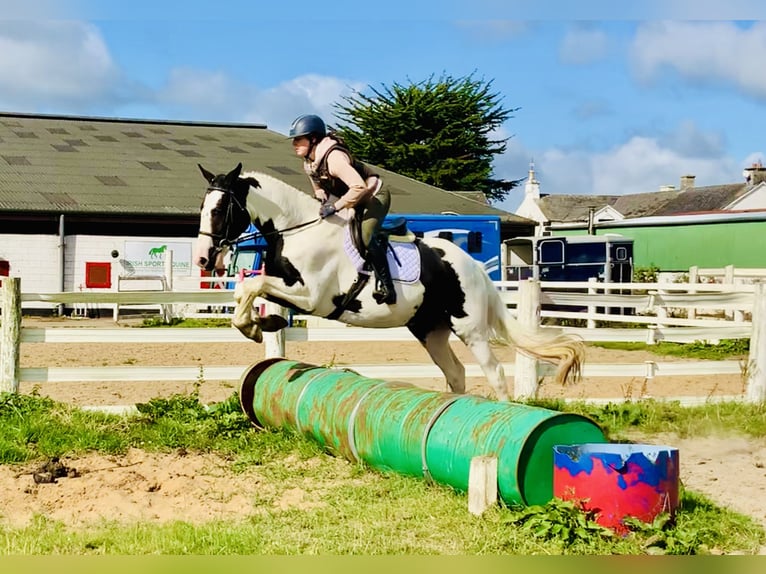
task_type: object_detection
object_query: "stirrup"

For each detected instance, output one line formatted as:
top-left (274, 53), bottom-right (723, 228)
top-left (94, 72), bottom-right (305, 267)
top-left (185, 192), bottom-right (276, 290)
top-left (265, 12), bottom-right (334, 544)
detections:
top-left (372, 280), bottom-right (396, 305)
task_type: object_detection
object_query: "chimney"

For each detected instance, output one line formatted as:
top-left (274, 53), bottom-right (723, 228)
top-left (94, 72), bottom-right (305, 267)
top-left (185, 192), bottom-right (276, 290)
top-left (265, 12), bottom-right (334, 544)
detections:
top-left (524, 160), bottom-right (540, 199)
top-left (744, 160), bottom-right (766, 186)
top-left (680, 174), bottom-right (695, 190)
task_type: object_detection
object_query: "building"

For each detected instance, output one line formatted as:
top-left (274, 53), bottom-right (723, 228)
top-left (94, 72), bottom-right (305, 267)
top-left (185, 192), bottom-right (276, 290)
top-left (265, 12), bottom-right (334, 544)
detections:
top-left (514, 161), bottom-right (766, 271)
top-left (0, 111), bottom-right (533, 309)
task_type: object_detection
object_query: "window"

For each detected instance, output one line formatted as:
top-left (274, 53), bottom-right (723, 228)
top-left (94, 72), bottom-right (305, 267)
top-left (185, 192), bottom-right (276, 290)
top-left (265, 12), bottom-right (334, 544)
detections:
top-left (85, 262), bottom-right (111, 288)
top-left (538, 239), bottom-right (565, 264)
top-left (567, 243), bottom-right (606, 264)
top-left (467, 231), bottom-right (483, 253)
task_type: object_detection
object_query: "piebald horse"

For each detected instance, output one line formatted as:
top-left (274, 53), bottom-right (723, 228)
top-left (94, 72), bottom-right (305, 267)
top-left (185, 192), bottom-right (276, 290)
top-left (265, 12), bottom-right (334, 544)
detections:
top-left (194, 163), bottom-right (583, 401)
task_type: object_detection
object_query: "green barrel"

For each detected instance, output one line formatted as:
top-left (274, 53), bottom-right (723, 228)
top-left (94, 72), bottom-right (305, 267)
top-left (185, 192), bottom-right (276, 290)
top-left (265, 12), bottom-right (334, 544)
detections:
top-left (239, 358), bottom-right (606, 506)
top-left (424, 396), bottom-right (606, 505)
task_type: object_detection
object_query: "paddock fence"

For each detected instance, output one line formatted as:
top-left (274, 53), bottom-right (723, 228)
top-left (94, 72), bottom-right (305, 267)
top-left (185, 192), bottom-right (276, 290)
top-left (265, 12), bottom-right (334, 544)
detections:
top-left (2, 276), bottom-right (765, 404)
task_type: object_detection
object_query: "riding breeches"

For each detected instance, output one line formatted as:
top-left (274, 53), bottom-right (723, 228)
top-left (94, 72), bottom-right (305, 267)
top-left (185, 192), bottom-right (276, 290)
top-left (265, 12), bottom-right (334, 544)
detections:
top-left (360, 183), bottom-right (391, 247)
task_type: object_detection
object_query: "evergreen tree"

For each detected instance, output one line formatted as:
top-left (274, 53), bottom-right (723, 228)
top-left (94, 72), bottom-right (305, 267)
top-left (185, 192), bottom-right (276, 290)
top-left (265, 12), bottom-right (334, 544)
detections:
top-left (333, 73), bottom-right (522, 202)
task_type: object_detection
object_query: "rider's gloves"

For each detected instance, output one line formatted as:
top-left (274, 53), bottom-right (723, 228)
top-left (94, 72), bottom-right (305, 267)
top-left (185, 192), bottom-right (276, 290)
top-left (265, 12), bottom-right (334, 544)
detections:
top-left (319, 203), bottom-right (337, 219)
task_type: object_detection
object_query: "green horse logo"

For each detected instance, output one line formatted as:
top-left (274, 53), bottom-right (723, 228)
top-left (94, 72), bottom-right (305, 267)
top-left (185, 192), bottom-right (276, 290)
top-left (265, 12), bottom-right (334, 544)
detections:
top-left (148, 245), bottom-right (168, 259)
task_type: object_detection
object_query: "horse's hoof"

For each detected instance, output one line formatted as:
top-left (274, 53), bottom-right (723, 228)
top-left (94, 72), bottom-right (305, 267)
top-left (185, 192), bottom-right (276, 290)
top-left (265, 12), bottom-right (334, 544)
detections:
top-left (233, 319), bottom-right (263, 343)
top-left (260, 314), bottom-right (289, 332)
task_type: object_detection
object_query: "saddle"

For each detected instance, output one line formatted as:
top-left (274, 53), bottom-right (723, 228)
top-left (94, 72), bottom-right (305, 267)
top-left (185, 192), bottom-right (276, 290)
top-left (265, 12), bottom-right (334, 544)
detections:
top-left (326, 212), bottom-right (417, 320)
top-left (349, 213), bottom-right (416, 261)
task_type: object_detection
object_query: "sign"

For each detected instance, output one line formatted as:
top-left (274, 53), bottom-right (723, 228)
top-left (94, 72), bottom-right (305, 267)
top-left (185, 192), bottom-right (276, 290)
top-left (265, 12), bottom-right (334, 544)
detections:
top-left (123, 241), bottom-right (192, 276)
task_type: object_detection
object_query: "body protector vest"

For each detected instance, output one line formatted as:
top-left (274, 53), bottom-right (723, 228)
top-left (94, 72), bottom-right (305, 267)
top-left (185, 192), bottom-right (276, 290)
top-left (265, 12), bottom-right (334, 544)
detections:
top-left (306, 140), bottom-right (378, 199)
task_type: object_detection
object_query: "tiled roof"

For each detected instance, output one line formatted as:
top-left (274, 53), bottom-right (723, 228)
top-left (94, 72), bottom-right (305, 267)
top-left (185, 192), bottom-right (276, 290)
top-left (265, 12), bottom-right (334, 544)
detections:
top-left (538, 184), bottom-right (751, 222)
top-left (0, 112), bottom-right (530, 224)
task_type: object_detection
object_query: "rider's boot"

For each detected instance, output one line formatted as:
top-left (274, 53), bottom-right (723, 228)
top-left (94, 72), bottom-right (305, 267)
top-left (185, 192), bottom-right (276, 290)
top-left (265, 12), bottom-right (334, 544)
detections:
top-left (367, 237), bottom-right (397, 305)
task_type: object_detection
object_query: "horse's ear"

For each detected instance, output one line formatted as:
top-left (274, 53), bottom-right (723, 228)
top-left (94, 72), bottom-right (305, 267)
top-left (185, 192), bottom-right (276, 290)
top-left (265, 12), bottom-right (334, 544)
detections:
top-left (222, 163), bottom-right (243, 188)
top-left (198, 164), bottom-right (216, 184)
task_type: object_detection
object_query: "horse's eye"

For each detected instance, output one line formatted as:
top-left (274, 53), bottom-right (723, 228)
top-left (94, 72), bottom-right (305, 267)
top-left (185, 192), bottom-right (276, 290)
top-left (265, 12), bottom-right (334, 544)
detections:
top-left (211, 208), bottom-right (221, 217)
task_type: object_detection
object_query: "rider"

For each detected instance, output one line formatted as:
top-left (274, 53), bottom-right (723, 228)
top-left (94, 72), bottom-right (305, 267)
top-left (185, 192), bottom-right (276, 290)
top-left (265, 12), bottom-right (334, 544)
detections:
top-left (288, 113), bottom-right (396, 305)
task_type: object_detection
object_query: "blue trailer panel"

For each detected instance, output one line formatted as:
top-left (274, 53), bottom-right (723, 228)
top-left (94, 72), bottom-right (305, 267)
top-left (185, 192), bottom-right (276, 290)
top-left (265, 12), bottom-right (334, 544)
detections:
top-left (387, 214), bottom-right (502, 280)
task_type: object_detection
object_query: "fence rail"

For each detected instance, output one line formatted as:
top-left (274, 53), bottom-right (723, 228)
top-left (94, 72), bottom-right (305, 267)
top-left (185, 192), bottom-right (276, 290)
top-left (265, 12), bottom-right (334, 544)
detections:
top-left (2, 276), bottom-right (765, 404)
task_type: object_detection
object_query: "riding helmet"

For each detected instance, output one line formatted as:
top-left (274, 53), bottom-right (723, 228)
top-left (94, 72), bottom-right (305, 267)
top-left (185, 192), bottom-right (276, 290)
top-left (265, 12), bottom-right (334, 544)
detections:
top-left (288, 114), bottom-right (326, 140)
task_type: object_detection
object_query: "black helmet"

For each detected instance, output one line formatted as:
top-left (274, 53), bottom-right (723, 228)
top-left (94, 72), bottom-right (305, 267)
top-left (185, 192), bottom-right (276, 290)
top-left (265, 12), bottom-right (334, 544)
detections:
top-left (288, 114), bottom-right (326, 139)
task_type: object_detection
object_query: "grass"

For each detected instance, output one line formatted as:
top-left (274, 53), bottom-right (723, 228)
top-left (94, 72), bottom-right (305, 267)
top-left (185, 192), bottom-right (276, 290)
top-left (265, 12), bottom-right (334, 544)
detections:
top-left (0, 390), bottom-right (764, 555)
top-left (138, 317), bottom-right (232, 328)
top-left (590, 338), bottom-right (750, 360)
top-left (530, 398), bottom-right (766, 439)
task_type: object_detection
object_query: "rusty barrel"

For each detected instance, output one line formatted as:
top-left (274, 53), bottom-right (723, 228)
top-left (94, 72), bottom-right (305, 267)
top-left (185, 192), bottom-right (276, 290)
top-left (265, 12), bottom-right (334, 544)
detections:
top-left (239, 358), bottom-right (606, 506)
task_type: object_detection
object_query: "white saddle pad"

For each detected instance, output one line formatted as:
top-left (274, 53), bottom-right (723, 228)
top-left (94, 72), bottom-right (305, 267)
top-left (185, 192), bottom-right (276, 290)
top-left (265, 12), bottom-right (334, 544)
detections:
top-left (343, 226), bottom-right (421, 284)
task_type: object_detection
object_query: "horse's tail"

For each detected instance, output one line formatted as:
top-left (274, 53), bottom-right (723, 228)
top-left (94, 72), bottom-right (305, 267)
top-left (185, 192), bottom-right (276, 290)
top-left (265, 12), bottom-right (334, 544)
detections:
top-left (486, 274), bottom-right (584, 385)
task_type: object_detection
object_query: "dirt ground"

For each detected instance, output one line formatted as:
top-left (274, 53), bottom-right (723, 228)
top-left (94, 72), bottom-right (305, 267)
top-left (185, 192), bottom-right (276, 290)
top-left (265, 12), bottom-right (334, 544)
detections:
top-left (2, 316), bottom-right (765, 550)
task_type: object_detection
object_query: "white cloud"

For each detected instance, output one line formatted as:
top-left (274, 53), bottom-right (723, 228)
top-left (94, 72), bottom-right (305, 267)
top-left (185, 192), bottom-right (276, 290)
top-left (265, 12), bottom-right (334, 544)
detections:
top-left (156, 70), bottom-right (365, 134)
top-left (0, 20), bottom-right (126, 111)
top-left (631, 21), bottom-right (766, 98)
top-left (559, 25), bottom-right (609, 65)
top-left (492, 123), bottom-right (752, 213)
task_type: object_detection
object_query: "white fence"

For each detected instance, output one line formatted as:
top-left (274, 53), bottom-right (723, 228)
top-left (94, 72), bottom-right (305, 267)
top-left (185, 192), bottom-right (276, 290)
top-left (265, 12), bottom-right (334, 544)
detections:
top-left (2, 276), bottom-right (765, 404)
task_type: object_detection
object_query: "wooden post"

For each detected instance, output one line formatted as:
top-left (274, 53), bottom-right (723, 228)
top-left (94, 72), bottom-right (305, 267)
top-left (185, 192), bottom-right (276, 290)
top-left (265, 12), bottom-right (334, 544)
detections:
top-left (515, 279), bottom-right (541, 400)
top-left (468, 455), bottom-right (498, 516)
top-left (746, 282), bottom-right (766, 404)
top-left (688, 266), bottom-right (698, 321)
top-left (162, 249), bottom-right (174, 323)
top-left (725, 265), bottom-right (735, 320)
top-left (0, 277), bottom-right (22, 393)
top-left (587, 277), bottom-right (597, 329)
top-left (263, 301), bottom-right (287, 358)
top-left (656, 277), bottom-right (668, 329)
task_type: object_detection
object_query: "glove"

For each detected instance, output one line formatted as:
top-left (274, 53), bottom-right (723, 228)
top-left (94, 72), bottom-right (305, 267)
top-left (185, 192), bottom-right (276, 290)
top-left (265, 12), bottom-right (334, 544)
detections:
top-left (319, 203), bottom-right (337, 219)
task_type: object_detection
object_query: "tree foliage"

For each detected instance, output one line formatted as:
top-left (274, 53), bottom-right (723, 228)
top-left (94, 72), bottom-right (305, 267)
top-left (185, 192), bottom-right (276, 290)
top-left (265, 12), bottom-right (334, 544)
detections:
top-left (332, 73), bottom-right (523, 202)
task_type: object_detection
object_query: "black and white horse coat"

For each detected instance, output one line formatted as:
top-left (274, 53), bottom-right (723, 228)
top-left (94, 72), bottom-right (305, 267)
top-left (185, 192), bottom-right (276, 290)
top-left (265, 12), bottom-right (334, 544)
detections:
top-left (194, 163), bottom-right (583, 401)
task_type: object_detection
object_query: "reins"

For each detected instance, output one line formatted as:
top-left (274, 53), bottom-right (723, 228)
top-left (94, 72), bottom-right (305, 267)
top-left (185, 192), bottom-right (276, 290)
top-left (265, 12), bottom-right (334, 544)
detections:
top-left (200, 185), bottom-right (320, 247)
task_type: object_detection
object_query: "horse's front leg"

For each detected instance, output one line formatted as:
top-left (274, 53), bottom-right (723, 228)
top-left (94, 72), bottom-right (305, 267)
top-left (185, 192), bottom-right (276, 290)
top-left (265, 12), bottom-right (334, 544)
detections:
top-left (233, 277), bottom-right (265, 342)
top-left (232, 275), bottom-right (315, 342)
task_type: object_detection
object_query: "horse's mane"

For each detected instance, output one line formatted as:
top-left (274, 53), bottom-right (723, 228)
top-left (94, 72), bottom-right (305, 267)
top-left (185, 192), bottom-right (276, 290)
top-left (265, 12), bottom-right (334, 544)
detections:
top-left (242, 170), bottom-right (319, 223)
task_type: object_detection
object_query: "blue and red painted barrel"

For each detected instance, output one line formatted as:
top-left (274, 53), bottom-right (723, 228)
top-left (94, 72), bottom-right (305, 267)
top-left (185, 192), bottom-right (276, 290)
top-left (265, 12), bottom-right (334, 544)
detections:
top-left (553, 443), bottom-right (680, 534)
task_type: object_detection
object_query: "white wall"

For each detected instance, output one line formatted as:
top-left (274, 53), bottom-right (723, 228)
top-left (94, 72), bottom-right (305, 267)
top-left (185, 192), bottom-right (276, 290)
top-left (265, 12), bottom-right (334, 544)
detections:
top-left (726, 183), bottom-right (766, 211)
top-left (1, 232), bottom-right (200, 311)
top-left (0, 234), bottom-right (60, 304)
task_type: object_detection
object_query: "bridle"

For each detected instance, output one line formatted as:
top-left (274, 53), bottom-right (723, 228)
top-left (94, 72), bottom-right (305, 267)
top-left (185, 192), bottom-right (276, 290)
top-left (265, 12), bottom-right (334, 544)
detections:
top-left (197, 185), bottom-right (248, 248)
top-left (198, 184), bottom-right (320, 250)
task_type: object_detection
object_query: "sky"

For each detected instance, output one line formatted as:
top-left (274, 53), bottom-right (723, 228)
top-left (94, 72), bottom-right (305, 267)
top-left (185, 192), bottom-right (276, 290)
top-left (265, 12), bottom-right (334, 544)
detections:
top-left (2, 1), bottom-right (766, 214)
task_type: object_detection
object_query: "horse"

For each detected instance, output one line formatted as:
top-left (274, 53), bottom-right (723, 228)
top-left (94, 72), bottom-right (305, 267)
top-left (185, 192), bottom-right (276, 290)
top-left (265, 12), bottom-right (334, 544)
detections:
top-left (193, 162), bottom-right (584, 401)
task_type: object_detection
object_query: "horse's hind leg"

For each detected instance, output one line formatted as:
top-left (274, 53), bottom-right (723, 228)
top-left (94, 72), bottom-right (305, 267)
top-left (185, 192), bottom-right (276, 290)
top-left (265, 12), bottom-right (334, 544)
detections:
top-left (467, 339), bottom-right (509, 401)
top-left (412, 326), bottom-right (466, 394)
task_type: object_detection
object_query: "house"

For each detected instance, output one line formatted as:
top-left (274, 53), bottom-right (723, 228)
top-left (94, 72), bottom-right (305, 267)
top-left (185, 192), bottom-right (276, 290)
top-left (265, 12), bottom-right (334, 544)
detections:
top-left (0, 111), bottom-right (534, 307)
top-left (514, 161), bottom-right (766, 271)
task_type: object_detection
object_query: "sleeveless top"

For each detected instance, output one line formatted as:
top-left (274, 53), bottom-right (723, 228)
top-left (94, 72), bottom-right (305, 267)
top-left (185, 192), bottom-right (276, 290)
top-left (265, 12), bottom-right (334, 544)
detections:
top-left (304, 139), bottom-right (378, 198)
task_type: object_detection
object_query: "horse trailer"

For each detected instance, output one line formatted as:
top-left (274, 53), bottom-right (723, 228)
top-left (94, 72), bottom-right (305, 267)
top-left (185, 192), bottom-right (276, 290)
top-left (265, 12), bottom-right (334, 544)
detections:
top-left (504, 234), bottom-right (634, 283)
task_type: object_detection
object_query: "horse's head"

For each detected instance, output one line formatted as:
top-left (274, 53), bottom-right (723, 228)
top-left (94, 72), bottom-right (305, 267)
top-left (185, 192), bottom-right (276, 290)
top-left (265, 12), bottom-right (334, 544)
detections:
top-left (194, 162), bottom-right (258, 272)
